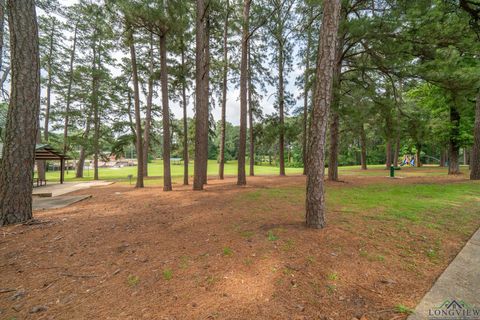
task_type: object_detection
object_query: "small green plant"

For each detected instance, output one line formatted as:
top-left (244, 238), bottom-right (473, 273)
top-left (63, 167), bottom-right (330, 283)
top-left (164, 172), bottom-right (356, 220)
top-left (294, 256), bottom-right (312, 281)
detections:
top-left (376, 254), bottom-right (385, 262)
top-left (240, 230), bottom-right (255, 238)
top-left (267, 230), bottom-right (278, 241)
top-left (359, 249), bottom-right (368, 257)
top-left (127, 274), bottom-right (140, 287)
top-left (326, 284), bottom-right (336, 295)
top-left (426, 248), bottom-right (438, 259)
top-left (282, 239), bottom-right (295, 251)
top-left (163, 269), bottom-right (173, 280)
top-left (179, 255), bottom-right (189, 269)
top-left (222, 247), bottom-right (233, 256)
top-left (306, 256), bottom-right (315, 264)
top-left (395, 304), bottom-right (414, 314)
top-left (327, 272), bottom-right (338, 281)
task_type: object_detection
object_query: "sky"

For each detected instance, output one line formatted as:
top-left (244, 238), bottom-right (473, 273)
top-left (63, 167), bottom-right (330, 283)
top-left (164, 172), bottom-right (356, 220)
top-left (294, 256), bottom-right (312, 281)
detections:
top-left (49, 0), bottom-right (304, 127)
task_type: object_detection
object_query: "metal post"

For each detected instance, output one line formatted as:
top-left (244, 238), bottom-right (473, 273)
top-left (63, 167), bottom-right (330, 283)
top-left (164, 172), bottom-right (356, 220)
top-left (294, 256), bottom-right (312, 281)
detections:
top-left (60, 157), bottom-right (65, 184)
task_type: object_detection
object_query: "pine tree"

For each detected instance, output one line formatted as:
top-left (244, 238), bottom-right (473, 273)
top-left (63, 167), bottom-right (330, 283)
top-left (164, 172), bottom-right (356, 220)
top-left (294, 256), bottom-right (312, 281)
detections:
top-left (305, 0), bottom-right (341, 229)
top-left (0, 0), bottom-right (40, 225)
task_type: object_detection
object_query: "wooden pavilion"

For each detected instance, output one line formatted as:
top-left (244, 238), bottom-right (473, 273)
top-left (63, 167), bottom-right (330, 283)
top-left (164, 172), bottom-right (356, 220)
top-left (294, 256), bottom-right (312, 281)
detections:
top-left (0, 144), bottom-right (71, 184)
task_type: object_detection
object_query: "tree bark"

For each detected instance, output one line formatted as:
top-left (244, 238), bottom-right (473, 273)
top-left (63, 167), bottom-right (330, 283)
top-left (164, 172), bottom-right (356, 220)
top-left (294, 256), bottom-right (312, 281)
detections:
top-left (302, 6), bottom-right (313, 176)
top-left (393, 136), bottom-right (400, 167)
top-left (160, 33), bottom-right (172, 191)
top-left (360, 123), bottom-right (367, 170)
top-left (63, 24), bottom-right (77, 156)
top-left (440, 148), bottom-right (447, 167)
top-left (36, 126), bottom-right (45, 180)
top-left (43, 22), bottom-right (55, 143)
top-left (219, 1), bottom-right (229, 180)
top-left (0, 0), bottom-right (40, 225)
top-left (92, 38), bottom-right (100, 181)
top-left (193, 0), bottom-right (209, 190)
top-left (448, 105), bottom-right (461, 174)
top-left (327, 111), bottom-right (340, 181)
top-left (127, 24), bottom-right (144, 188)
top-left (76, 110), bottom-right (91, 178)
top-left (278, 38), bottom-right (285, 176)
top-left (385, 140), bottom-right (392, 169)
top-left (237, 0), bottom-right (250, 186)
top-left (305, 0), bottom-right (341, 229)
top-left (248, 39), bottom-right (254, 177)
top-left (181, 41), bottom-right (189, 185)
top-left (416, 146), bottom-right (422, 167)
top-left (0, 0), bottom-right (5, 74)
top-left (143, 33), bottom-right (154, 177)
top-left (470, 92), bottom-right (480, 180)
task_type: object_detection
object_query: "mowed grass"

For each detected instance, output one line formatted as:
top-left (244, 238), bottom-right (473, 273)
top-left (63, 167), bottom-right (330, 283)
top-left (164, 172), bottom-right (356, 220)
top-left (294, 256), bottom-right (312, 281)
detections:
top-left (45, 159), bottom-right (471, 185)
top-left (44, 159), bottom-right (304, 185)
top-left (236, 180), bottom-right (480, 236)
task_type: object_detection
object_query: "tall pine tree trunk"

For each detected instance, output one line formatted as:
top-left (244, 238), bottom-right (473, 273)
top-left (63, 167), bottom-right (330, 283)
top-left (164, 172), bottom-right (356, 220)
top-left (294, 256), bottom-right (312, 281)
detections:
top-left (440, 148), bottom-right (447, 167)
top-left (92, 41), bottom-right (100, 181)
top-left (36, 126), bottom-right (45, 180)
top-left (327, 111), bottom-right (339, 181)
top-left (470, 92), bottom-right (480, 180)
top-left (44, 23), bottom-right (55, 143)
top-left (278, 42), bottom-right (285, 176)
top-left (193, 0), bottom-right (209, 190)
top-left (143, 33), bottom-right (154, 177)
top-left (63, 24), bottom-right (77, 156)
top-left (302, 6), bottom-right (313, 176)
top-left (448, 105), bottom-right (461, 174)
top-left (416, 145), bottom-right (422, 167)
top-left (76, 109), bottom-right (91, 178)
top-left (248, 40), bottom-right (254, 177)
top-left (360, 123), bottom-right (367, 170)
top-left (0, 0), bottom-right (40, 225)
top-left (385, 141), bottom-right (392, 168)
top-left (305, 0), bottom-right (341, 229)
top-left (327, 39), bottom-right (343, 181)
top-left (393, 136), bottom-right (400, 167)
top-left (219, 1), bottom-right (229, 180)
top-left (127, 24), bottom-right (144, 188)
top-left (237, 0), bottom-right (250, 186)
top-left (181, 43), bottom-right (189, 185)
top-left (160, 34), bottom-right (172, 191)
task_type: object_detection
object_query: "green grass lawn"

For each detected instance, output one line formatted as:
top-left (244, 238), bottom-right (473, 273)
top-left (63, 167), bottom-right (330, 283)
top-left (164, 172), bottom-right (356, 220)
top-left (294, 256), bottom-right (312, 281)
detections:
top-left (45, 160), bottom-right (471, 185)
top-left (44, 159), bottom-right (305, 184)
top-left (236, 179), bottom-right (480, 238)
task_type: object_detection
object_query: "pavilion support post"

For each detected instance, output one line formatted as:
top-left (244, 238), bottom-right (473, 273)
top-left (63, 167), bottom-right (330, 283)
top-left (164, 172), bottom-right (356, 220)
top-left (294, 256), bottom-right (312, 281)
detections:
top-left (60, 157), bottom-right (65, 184)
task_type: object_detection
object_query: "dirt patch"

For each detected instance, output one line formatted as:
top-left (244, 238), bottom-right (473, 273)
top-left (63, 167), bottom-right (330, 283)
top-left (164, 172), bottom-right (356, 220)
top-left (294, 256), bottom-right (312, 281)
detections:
top-left (0, 174), bottom-right (478, 320)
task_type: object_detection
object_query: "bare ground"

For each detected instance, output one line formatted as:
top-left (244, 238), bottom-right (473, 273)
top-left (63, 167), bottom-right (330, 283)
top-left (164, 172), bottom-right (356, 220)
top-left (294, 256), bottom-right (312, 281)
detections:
top-left (0, 174), bottom-right (478, 320)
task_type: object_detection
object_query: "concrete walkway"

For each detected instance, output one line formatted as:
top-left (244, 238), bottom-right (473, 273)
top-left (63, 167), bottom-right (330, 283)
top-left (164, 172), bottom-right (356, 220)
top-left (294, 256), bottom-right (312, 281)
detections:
top-left (32, 181), bottom-right (113, 197)
top-left (33, 195), bottom-right (92, 210)
top-left (408, 228), bottom-right (480, 319)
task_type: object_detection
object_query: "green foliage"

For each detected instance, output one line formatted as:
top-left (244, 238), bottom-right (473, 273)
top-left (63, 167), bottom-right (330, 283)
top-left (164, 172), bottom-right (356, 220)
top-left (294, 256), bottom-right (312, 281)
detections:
top-left (267, 230), bottom-right (278, 241)
top-left (222, 247), bottom-right (233, 256)
top-left (162, 269), bottom-right (173, 280)
top-left (127, 275), bottom-right (140, 287)
top-left (395, 304), bottom-right (414, 314)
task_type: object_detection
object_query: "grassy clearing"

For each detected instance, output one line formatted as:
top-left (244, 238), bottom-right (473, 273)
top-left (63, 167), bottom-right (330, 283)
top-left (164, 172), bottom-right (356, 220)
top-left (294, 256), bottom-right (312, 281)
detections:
top-left (236, 180), bottom-right (480, 236)
top-left (43, 159), bottom-right (304, 184)
top-left (44, 160), bottom-right (471, 185)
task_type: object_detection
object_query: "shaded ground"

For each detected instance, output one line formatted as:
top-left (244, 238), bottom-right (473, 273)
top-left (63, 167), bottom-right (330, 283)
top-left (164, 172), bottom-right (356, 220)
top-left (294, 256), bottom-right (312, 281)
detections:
top-left (1, 168), bottom-right (479, 320)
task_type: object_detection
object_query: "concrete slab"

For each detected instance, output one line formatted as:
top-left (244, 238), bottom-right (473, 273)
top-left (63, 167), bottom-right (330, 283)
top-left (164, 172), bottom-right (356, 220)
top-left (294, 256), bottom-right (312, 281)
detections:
top-left (408, 228), bottom-right (480, 320)
top-left (32, 181), bottom-right (113, 197)
top-left (33, 195), bottom-right (92, 210)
